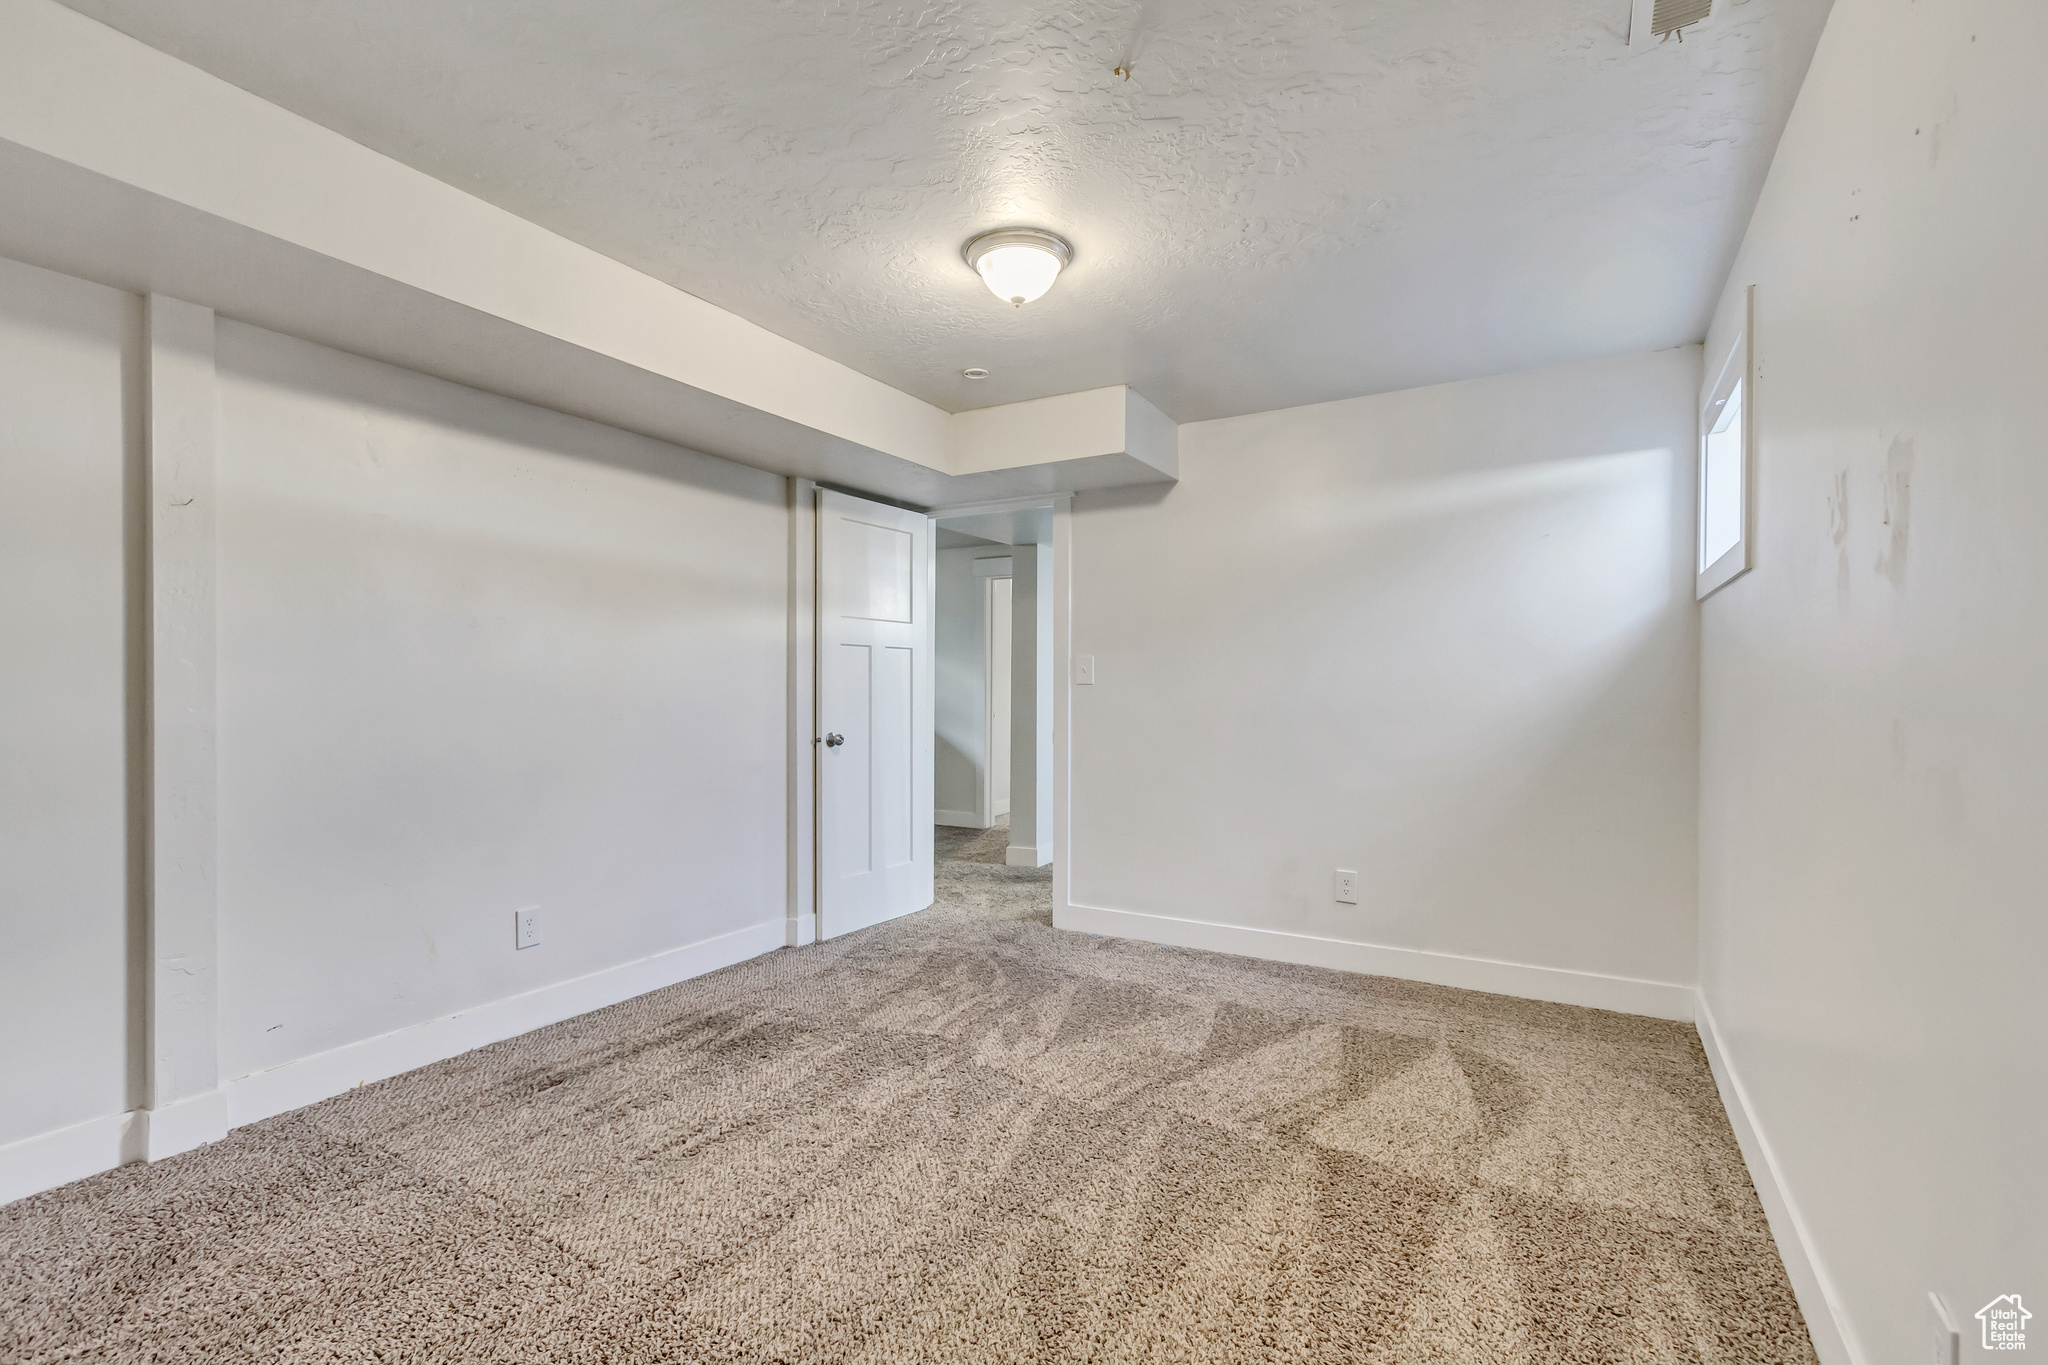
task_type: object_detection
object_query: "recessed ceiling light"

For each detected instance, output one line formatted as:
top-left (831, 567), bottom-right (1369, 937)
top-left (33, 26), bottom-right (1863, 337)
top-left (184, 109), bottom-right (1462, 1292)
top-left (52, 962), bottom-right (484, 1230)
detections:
top-left (963, 228), bottom-right (1072, 306)
top-left (962, 367), bottom-right (990, 379)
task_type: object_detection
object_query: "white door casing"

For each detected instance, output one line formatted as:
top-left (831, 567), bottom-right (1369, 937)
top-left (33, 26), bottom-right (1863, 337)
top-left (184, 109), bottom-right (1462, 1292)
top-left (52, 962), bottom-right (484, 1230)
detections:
top-left (816, 488), bottom-right (934, 938)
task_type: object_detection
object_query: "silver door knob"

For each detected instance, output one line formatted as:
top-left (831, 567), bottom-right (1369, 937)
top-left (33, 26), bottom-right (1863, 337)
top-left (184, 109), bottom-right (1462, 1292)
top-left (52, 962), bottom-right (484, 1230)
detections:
top-left (824, 733), bottom-right (845, 747)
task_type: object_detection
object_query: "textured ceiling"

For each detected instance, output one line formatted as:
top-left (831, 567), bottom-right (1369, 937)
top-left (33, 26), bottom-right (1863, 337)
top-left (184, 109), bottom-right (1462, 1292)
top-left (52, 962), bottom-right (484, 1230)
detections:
top-left (58, 0), bottom-right (1832, 421)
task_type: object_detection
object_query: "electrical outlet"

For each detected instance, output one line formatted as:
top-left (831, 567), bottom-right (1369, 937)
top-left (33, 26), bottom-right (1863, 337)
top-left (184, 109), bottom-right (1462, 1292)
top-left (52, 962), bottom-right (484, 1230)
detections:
top-left (1073, 654), bottom-right (1096, 685)
top-left (1334, 870), bottom-right (1359, 904)
top-left (515, 907), bottom-right (541, 950)
top-left (1927, 1292), bottom-right (1959, 1365)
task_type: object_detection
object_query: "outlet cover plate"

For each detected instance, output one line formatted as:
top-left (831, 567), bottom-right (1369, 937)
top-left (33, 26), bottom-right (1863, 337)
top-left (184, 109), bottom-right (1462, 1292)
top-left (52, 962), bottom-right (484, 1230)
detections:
top-left (1334, 870), bottom-right (1359, 904)
top-left (516, 907), bottom-right (541, 950)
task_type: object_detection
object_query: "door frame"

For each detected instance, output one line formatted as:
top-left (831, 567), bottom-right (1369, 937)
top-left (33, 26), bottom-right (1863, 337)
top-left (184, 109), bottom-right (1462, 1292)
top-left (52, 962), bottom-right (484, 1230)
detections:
top-left (787, 480), bottom-right (817, 946)
top-left (922, 492), bottom-right (1070, 889)
top-left (789, 486), bottom-right (1068, 948)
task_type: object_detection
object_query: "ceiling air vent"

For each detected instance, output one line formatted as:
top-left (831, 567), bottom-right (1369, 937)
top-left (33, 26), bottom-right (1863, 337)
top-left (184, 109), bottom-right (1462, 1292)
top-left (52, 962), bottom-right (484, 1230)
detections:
top-left (1630, 0), bottom-right (1716, 48)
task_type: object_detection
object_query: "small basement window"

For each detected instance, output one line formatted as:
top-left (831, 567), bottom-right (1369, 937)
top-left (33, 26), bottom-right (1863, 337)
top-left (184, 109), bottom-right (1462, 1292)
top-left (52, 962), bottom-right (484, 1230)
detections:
top-left (1697, 293), bottom-right (1753, 598)
top-left (1702, 378), bottom-right (1742, 564)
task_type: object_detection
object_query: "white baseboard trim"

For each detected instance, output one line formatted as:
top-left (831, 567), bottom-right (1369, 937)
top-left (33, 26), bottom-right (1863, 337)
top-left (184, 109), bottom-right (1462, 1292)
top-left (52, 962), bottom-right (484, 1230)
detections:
top-left (1694, 993), bottom-right (1861, 1365)
top-left (3, 920), bottom-right (785, 1208)
top-left (936, 809), bottom-right (985, 829)
top-left (788, 913), bottom-right (817, 947)
top-left (225, 918), bottom-right (785, 1129)
top-left (1056, 901), bottom-right (1695, 1021)
top-left (138, 1088), bottom-right (229, 1161)
top-left (0, 1109), bottom-right (136, 1206)
top-left (1005, 844), bottom-right (1050, 868)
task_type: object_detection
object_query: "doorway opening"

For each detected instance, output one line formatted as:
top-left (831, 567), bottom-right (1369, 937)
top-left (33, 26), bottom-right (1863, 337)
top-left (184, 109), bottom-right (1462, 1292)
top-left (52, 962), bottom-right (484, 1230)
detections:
top-left (933, 502), bottom-right (1053, 870)
top-left (795, 485), bottom-right (1059, 948)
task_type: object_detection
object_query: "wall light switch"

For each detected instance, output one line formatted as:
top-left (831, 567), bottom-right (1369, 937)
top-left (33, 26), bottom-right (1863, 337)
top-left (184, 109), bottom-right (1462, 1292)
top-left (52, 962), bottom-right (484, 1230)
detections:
top-left (1334, 870), bottom-right (1359, 904)
top-left (1074, 654), bottom-right (1096, 685)
top-left (1927, 1292), bottom-right (1959, 1365)
top-left (516, 907), bottom-right (541, 950)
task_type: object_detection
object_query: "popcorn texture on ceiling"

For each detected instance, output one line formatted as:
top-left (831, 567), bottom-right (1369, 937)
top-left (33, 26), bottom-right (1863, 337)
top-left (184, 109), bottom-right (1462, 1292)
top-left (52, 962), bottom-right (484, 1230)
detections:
top-left (58, 0), bottom-right (1833, 420)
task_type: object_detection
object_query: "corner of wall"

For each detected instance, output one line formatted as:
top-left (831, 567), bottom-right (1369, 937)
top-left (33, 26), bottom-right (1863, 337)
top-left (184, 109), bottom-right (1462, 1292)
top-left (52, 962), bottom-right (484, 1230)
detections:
top-left (1694, 992), bottom-right (1861, 1365)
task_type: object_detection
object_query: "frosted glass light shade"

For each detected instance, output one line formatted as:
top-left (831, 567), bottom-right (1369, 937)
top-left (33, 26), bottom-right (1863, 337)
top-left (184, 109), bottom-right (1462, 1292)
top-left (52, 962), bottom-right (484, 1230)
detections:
top-left (964, 229), bottom-right (1072, 306)
top-left (976, 245), bottom-right (1061, 304)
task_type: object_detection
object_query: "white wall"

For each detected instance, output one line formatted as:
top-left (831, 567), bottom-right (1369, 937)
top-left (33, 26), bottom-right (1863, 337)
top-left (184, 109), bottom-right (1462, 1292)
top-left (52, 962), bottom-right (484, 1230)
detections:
top-left (1696, 2), bottom-right (2048, 1360)
top-left (0, 255), bottom-right (139, 1150)
top-left (212, 320), bottom-right (789, 1089)
top-left (1063, 349), bottom-right (1702, 1014)
top-left (0, 270), bottom-right (795, 1201)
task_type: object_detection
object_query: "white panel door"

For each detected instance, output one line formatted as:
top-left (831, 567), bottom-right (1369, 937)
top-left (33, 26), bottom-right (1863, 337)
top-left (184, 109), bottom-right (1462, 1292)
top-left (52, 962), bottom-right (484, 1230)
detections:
top-left (817, 488), bottom-right (933, 938)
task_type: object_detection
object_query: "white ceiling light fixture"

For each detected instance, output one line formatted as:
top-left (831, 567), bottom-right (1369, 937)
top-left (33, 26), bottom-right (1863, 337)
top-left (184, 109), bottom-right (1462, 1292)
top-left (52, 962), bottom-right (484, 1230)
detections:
top-left (964, 228), bottom-right (1072, 306)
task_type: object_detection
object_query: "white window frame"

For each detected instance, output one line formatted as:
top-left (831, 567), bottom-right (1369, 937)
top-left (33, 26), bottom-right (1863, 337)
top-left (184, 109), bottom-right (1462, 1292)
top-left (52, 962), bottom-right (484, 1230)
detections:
top-left (1697, 285), bottom-right (1755, 599)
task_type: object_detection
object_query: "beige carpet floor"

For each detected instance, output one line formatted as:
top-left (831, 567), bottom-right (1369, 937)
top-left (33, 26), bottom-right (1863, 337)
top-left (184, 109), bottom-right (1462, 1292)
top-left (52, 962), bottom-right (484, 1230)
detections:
top-left (1, 829), bottom-right (1815, 1363)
